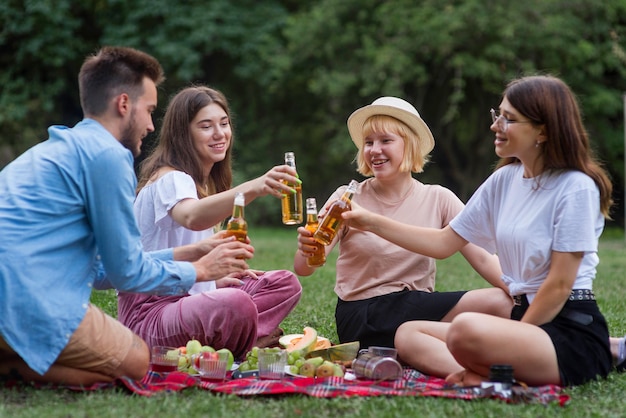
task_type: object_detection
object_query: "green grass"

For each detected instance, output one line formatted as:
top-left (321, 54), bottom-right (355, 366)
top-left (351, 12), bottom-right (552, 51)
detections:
top-left (3, 227), bottom-right (626, 417)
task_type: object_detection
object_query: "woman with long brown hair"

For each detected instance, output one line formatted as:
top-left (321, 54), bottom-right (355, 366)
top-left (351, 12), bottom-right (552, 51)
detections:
top-left (118, 86), bottom-right (302, 359)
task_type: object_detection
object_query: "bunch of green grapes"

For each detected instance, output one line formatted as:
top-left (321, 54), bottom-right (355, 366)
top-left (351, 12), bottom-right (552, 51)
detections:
top-left (237, 346), bottom-right (307, 372)
top-left (287, 350), bottom-right (306, 375)
top-left (237, 346), bottom-right (260, 371)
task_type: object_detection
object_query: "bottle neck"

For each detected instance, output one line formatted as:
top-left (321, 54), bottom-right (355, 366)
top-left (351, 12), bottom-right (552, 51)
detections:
top-left (285, 153), bottom-right (296, 168)
top-left (232, 204), bottom-right (244, 219)
top-left (341, 190), bottom-right (355, 202)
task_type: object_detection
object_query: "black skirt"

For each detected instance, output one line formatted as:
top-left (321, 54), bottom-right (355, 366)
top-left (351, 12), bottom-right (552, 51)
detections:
top-left (512, 295), bottom-right (612, 386)
top-left (335, 288), bottom-right (465, 348)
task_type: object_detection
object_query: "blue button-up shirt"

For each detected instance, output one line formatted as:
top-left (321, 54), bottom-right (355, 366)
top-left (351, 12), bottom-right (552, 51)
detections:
top-left (0, 119), bottom-right (196, 375)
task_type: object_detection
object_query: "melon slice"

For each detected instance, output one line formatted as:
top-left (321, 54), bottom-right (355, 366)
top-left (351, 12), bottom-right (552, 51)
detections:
top-left (279, 334), bottom-right (303, 348)
top-left (285, 327), bottom-right (318, 356)
top-left (280, 334), bottom-right (331, 351)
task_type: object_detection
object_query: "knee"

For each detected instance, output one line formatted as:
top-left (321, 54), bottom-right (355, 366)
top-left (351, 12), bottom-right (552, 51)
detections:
top-left (220, 289), bottom-right (258, 320)
top-left (394, 322), bottom-right (412, 347)
top-left (118, 336), bottom-right (150, 380)
top-left (266, 270), bottom-right (302, 296)
top-left (446, 312), bottom-right (481, 354)
top-left (284, 271), bottom-right (302, 291)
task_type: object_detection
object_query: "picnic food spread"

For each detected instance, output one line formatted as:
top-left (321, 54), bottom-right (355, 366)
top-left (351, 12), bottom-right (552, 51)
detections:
top-left (174, 339), bottom-right (234, 375)
top-left (172, 327), bottom-right (405, 381)
top-left (222, 327), bottom-right (360, 378)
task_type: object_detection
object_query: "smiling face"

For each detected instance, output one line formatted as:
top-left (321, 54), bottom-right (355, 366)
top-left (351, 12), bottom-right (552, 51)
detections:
top-left (363, 130), bottom-right (406, 180)
top-left (491, 97), bottom-right (545, 176)
top-left (190, 103), bottom-right (232, 170)
top-left (356, 115), bottom-right (425, 178)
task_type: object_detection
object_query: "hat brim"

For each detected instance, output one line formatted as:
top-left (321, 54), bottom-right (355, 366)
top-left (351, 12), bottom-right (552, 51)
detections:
top-left (347, 104), bottom-right (434, 157)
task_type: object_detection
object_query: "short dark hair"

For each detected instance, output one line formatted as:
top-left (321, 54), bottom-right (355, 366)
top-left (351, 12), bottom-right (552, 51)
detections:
top-left (78, 46), bottom-right (165, 116)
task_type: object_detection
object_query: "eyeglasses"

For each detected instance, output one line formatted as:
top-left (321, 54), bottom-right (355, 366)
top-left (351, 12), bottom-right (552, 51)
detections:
top-left (490, 108), bottom-right (533, 132)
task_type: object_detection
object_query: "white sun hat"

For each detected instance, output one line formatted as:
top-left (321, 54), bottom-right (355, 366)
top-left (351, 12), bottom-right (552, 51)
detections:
top-left (347, 96), bottom-right (435, 157)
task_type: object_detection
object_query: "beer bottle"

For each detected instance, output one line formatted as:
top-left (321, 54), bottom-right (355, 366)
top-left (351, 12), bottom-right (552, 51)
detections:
top-left (304, 198), bottom-right (326, 267)
top-left (225, 192), bottom-right (247, 243)
top-left (281, 152), bottom-right (303, 225)
top-left (313, 180), bottom-right (358, 245)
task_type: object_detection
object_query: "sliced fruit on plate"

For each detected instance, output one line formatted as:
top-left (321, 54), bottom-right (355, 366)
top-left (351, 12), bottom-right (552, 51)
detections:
top-left (278, 334), bottom-right (304, 347)
top-left (284, 327), bottom-right (318, 357)
top-left (305, 341), bottom-right (360, 363)
top-left (280, 333), bottom-right (332, 352)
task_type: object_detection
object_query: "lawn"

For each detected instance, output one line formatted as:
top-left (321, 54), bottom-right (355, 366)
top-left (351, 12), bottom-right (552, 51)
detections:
top-left (2, 227), bottom-right (625, 418)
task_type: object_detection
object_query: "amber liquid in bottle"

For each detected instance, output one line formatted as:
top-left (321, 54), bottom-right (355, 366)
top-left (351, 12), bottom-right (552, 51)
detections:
top-left (313, 180), bottom-right (358, 245)
top-left (305, 198), bottom-right (326, 267)
top-left (225, 192), bottom-right (247, 246)
top-left (281, 152), bottom-right (303, 225)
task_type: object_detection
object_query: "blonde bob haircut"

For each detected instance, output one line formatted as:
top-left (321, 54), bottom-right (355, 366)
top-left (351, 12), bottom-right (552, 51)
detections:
top-left (355, 115), bottom-right (430, 177)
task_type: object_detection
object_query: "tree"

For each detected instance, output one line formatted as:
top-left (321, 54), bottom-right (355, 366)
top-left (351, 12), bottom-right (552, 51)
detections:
top-left (1, 0), bottom-right (625, 225)
top-left (262, 0), bottom-right (626, 224)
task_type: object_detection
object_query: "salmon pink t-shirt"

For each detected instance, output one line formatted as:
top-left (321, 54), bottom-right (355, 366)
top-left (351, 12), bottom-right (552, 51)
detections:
top-left (330, 178), bottom-right (464, 301)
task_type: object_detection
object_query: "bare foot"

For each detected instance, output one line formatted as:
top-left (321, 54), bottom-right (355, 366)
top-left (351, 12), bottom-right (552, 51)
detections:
top-left (445, 369), bottom-right (485, 387)
top-left (254, 328), bottom-right (284, 348)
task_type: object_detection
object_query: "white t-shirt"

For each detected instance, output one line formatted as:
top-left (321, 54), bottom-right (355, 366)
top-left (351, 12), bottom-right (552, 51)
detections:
top-left (134, 171), bottom-right (216, 294)
top-left (450, 163), bottom-right (603, 301)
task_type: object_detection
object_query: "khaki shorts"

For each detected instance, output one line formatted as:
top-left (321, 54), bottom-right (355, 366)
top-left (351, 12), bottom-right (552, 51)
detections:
top-left (1, 304), bottom-right (138, 377)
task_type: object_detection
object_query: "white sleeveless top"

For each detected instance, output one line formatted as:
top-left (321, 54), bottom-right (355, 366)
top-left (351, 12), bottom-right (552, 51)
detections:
top-left (134, 170), bottom-right (216, 294)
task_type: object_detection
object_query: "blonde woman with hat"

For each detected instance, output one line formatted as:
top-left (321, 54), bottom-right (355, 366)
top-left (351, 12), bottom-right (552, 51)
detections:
top-left (294, 97), bottom-right (512, 353)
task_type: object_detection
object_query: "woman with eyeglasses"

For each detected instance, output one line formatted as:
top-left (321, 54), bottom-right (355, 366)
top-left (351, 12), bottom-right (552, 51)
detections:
top-left (343, 75), bottom-right (619, 387)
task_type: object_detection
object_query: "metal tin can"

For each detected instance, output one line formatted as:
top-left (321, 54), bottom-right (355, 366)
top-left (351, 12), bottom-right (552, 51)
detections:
top-left (351, 353), bottom-right (403, 380)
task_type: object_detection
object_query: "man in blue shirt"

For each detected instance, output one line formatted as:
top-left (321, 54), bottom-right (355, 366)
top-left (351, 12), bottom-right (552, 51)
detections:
top-left (0, 46), bottom-right (254, 385)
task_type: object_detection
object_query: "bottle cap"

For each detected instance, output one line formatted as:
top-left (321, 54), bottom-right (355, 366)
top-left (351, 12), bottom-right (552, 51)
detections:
top-left (306, 197), bottom-right (317, 211)
top-left (234, 192), bottom-right (245, 206)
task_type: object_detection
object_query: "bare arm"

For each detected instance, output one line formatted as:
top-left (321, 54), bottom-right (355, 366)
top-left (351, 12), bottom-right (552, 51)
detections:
top-left (341, 201), bottom-right (467, 259)
top-left (170, 165), bottom-right (300, 231)
top-left (521, 250), bottom-right (582, 325)
top-left (458, 243), bottom-right (508, 292)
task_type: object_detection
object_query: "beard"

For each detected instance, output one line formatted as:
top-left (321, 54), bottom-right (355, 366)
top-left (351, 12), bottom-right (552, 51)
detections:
top-left (119, 108), bottom-right (142, 157)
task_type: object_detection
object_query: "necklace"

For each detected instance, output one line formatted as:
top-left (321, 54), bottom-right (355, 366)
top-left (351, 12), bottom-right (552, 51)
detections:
top-left (371, 179), bottom-right (414, 205)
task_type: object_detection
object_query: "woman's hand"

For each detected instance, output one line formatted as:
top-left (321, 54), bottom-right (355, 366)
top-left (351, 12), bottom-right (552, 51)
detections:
top-left (215, 269), bottom-right (264, 288)
top-left (296, 226), bottom-right (320, 259)
top-left (194, 230), bottom-right (240, 253)
top-left (248, 165), bottom-right (300, 199)
top-left (341, 201), bottom-right (375, 232)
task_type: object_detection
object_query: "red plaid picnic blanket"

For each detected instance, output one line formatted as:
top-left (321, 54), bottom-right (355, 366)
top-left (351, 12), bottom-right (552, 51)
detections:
top-left (3, 368), bottom-right (569, 406)
top-left (117, 368), bottom-right (569, 406)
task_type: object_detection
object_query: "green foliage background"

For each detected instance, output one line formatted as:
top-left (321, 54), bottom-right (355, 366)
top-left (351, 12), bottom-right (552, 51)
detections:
top-left (2, 0), bottom-right (625, 225)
